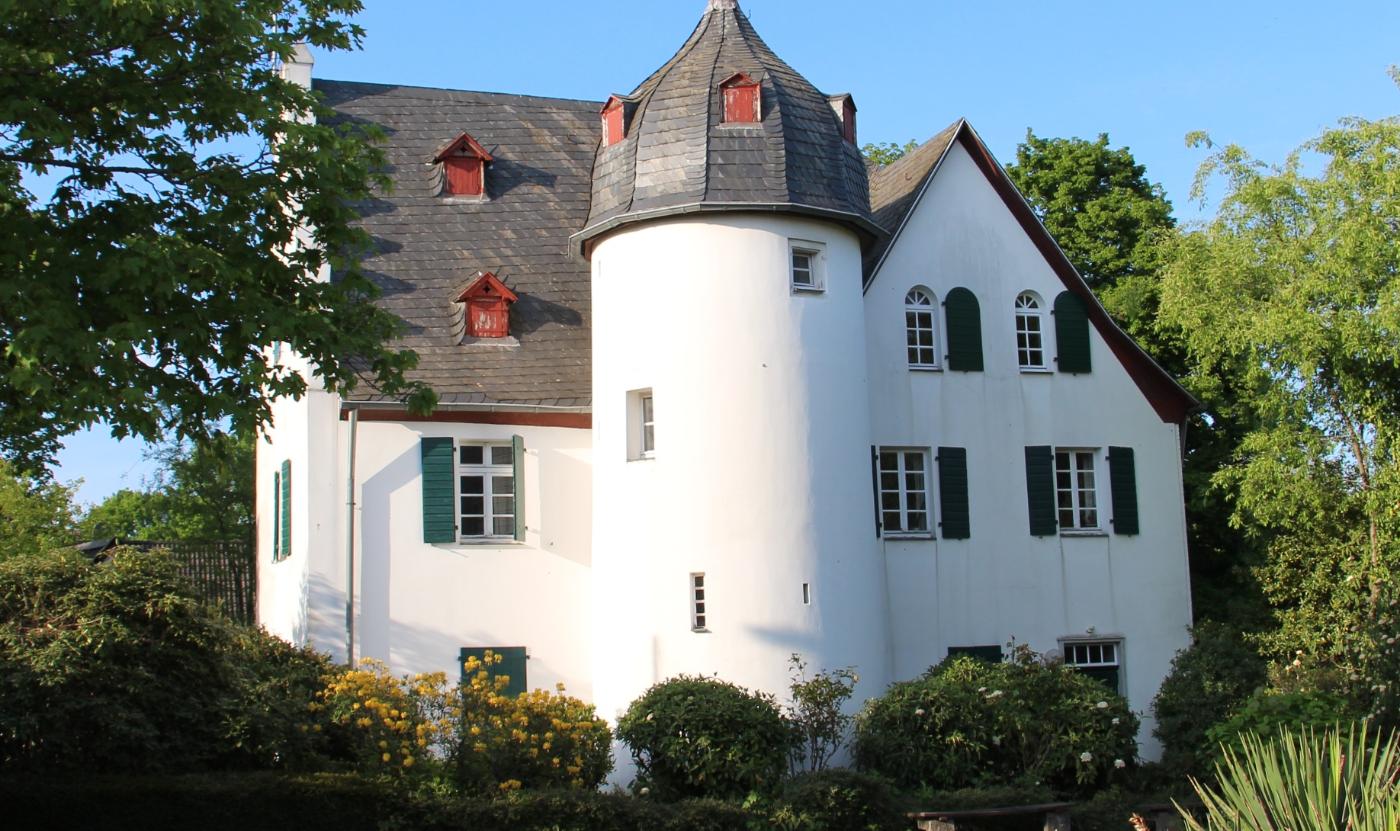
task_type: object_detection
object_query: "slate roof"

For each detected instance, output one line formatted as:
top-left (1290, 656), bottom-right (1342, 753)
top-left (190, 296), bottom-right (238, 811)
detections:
top-left (318, 80), bottom-right (598, 407)
top-left (574, 0), bottom-right (877, 253)
top-left (865, 120), bottom-right (962, 278)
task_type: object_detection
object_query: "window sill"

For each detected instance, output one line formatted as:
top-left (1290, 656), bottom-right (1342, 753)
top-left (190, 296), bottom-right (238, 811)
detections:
top-left (1059, 529), bottom-right (1108, 538)
top-left (691, 627), bottom-right (711, 634)
top-left (791, 286), bottom-right (825, 295)
top-left (1019, 366), bottom-right (1052, 374)
top-left (627, 455), bottom-right (655, 464)
top-left (884, 533), bottom-right (934, 541)
top-left (455, 538), bottom-right (527, 547)
top-left (909, 365), bottom-right (943, 373)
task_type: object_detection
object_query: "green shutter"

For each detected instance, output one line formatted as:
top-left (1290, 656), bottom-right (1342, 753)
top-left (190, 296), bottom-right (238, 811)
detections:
top-left (421, 438), bottom-right (456, 544)
top-left (272, 471), bottom-right (281, 561)
top-left (937, 447), bottom-right (970, 540)
top-left (1108, 446), bottom-right (1140, 535)
top-left (870, 446), bottom-right (882, 539)
top-left (459, 646), bottom-right (528, 697)
top-left (943, 287), bottom-right (984, 372)
top-left (280, 460), bottom-right (292, 558)
top-left (512, 435), bottom-right (526, 542)
top-left (1025, 445), bottom-right (1057, 536)
top-left (948, 645), bottom-right (1002, 663)
top-left (1053, 291), bottom-right (1092, 374)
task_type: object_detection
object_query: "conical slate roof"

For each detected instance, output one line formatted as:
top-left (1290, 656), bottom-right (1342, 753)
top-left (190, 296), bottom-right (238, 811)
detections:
top-left (573, 0), bottom-right (879, 254)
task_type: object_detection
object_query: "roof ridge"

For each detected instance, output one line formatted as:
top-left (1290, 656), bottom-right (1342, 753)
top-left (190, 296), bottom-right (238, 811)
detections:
top-left (315, 78), bottom-right (600, 108)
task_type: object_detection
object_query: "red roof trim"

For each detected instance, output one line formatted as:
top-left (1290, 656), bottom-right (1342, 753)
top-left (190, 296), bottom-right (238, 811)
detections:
top-left (433, 132), bottom-right (494, 163)
top-left (342, 409), bottom-right (591, 429)
top-left (600, 95), bottom-right (626, 115)
top-left (950, 125), bottom-right (1197, 425)
top-left (719, 72), bottom-right (758, 88)
top-left (455, 271), bottom-right (518, 304)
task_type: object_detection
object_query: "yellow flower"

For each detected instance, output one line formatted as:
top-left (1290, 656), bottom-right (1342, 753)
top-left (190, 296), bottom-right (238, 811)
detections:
top-left (403, 756), bottom-right (415, 768)
top-left (381, 752), bottom-right (391, 763)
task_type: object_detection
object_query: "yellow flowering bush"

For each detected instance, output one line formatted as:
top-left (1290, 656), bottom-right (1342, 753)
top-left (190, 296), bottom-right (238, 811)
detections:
top-left (314, 659), bottom-right (458, 782)
top-left (453, 651), bottom-right (613, 792)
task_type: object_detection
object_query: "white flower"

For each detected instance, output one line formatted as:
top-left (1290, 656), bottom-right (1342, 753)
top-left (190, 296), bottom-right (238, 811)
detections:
top-left (1351, 674), bottom-right (1362, 682)
top-left (1292, 658), bottom-right (1302, 667)
top-left (645, 713), bottom-right (654, 721)
top-left (1114, 759), bottom-right (1126, 769)
top-left (1080, 752), bottom-right (1093, 763)
top-left (978, 687), bottom-right (987, 693)
top-left (1095, 701), bottom-right (1109, 709)
top-left (915, 708), bottom-right (926, 717)
top-left (992, 736), bottom-right (1002, 746)
top-left (639, 787), bottom-right (650, 796)
top-left (1111, 717), bottom-right (1121, 725)
top-left (1296, 650), bottom-right (1304, 657)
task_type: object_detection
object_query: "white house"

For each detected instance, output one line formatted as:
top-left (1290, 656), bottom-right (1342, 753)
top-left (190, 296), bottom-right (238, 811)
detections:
top-left (257, 0), bottom-right (1196, 759)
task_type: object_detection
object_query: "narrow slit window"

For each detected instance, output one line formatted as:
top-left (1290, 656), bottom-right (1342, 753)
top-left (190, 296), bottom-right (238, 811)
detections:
top-left (641, 394), bottom-right (655, 457)
top-left (691, 573), bottom-right (707, 631)
top-left (802, 582), bottom-right (811, 605)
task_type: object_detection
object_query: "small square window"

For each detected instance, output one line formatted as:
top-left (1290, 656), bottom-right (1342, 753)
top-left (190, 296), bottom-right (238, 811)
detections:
top-left (790, 241), bottom-right (825, 293)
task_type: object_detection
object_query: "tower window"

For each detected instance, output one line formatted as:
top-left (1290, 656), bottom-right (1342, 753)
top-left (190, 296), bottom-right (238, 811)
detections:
top-left (790, 240), bottom-right (825, 293)
top-left (627, 389), bottom-right (655, 460)
top-left (433, 132), bottom-right (494, 198)
top-left (720, 72), bottom-right (760, 124)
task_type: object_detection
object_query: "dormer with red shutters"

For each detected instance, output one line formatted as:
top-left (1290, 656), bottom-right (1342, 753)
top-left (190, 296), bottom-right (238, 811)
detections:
top-left (434, 132), bottom-right (494, 198)
top-left (600, 95), bottom-right (637, 148)
top-left (828, 94), bottom-right (857, 145)
top-left (457, 271), bottom-right (518, 339)
top-left (719, 72), bottom-right (760, 124)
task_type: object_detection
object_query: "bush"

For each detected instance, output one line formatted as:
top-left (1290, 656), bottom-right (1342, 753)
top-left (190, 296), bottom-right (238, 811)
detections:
top-left (853, 645), bottom-right (1138, 793)
top-left (786, 654), bottom-right (860, 773)
top-left (767, 769), bottom-right (907, 831)
top-left (1203, 689), bottom-right (1358, 760)
top-left (222, 627), bottom-right (339, 770)
top-left (616, 675), bottom-right (792, 800)
top-left (1186, 723), bottom-right (1400, 831)
top-left (1151, 622), bottom-right (1268, 776)
top-left (0, 547), bottom-right (320, 773)
top-left (909, 783), bottom-right (1057, 811)
top-left (316, 659), bottom-right (458, 784)
top-left (398, 788), bottom-right (751, 831)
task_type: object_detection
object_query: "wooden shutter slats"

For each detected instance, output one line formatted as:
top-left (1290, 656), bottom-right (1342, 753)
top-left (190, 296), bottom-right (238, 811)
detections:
top-left (1108, 446), bottom-right (1140, 535)
top-left (944, 287), bottom-right (984, 372)
top-left (512, 435), bottom-right (526, 542)
top-left (937, 447), bottom-right (971, 540)
top-left (279, 460), bottom-right (292, 558)
top-left (420, 438), bottom-right (456, 544)
top-left (1053, 291), bottom-right (1092, 374)
top-left (1025, 445), bottom-right (1057, 536)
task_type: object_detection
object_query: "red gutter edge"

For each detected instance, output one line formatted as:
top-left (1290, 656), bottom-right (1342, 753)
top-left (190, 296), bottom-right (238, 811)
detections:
top-left (340, 409), bottom-right (592, 430)
top-left (954, 128), bottom-right (1199, 427)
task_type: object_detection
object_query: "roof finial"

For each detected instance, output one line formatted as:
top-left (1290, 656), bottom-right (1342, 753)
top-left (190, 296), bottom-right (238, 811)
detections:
top-left (707, 0), bottom-right (739, 10)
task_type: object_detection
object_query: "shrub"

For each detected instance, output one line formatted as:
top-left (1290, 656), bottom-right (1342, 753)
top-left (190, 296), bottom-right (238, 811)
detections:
top-left (786, 654), bottom-right (860, 773)
top-left (853, 645), bottom-right (1138, 793)
top-left (616, 675), bottom-right (792, 800)
top-left (0, 547), bottom-right (250, 771)
top-left (1185, 722), bottom-right (1400, 831)
top-left (222, 627), bottom-right (339, 770)
top-left (767, 769), bottom-right (908, 831)
top-left (315, 659), bottom-right (458, 784)
top-left (1151, 622), bottom-right (1268, 775)
top-left (1203, 689), bottom-right (1358, 761)
top-left (454, 651), bottom-right (612, 792)
top-left (910, 783), bottom-right (1057, 811)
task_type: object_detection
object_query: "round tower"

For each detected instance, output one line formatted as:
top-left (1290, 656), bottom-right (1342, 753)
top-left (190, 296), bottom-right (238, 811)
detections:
top-left (581, 0), bottom-right (890, 732)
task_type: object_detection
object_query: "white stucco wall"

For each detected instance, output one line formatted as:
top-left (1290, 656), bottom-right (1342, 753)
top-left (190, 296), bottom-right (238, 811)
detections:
top-left (590, 214), bottom-right (892, 729)
top-left (864, 140), bottom-right (1193, 758)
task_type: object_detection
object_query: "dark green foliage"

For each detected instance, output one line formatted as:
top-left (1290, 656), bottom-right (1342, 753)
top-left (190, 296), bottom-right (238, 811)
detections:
top-left (853, 649), bottom-right (1138, 793)
top-left (616, 675), bottom-right (793, 801)
top-left (0, 0), bottom-right (435, 472)
top-left (862, 140), bottom-right (919, 167)
top-left (1204, 690), bottom-right (1360, 761)
top-left (1151, 623), bottom-right (1268, 776)
top-left (768, 769), bottom-right (908, 831)
top-left (407, 790), bottom-right (753, 831)
top-left (910, 783), bottom-right (1057, 811)
top-left (0, 546), bottom-right (334, 773)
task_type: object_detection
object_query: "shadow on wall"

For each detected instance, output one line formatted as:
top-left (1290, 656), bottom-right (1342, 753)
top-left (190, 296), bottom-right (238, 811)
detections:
top-left (358, 442), bottom-right (422, 662)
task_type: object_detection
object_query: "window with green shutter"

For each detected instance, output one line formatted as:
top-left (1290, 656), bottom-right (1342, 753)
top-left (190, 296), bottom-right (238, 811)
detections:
top-left (937, 447), bottom-right (970, 539)
top-left (459, 646), bottom-right (528, 697)
top-left (272, 470), bottom-right (282, 561)
top-left (1024, 445), bottom-right (1057, 536)
top-left (1053, 291), bottom-right (1092, 374)
top-left (420, 438), bottom-right (456, 543)
top-left (279, 460), bottom-right (292, 559)
top-left (1108, 446), bottom-right (1140, 535)
top-left (943, 287), bottom-right (984, 372)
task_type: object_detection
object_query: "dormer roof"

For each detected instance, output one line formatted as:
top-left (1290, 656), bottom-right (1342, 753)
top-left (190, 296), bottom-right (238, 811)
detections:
top-left (456, 271), bottom-right (517, 304)
top-left (434, 132), bottom-right (494, 163)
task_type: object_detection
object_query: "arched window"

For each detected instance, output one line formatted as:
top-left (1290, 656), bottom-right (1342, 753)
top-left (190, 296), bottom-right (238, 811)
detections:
top-left (1015, 292), bottom-right (1046, 369)
top-left (905, 287), bottom-right (939, 368)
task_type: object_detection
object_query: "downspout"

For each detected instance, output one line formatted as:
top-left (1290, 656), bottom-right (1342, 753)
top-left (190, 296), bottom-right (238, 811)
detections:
top-left (344, 405), bottom-right (359, 664)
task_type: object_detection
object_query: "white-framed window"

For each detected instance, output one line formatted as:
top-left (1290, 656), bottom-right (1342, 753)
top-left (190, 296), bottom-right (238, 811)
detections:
top-left (627, 388), bottom-right (655, 460)
top-left (691, 573), bottom-right (708, 631)
top-left (1015, 292), bottom-right (1047, 370)
top-left (458, 442), bottom-right (516, 539)
top-left (905, 287), bottom-right (940, 369)
top-left (790, 240), bottom-right (825, 293)
top-left (1062, 638), bottom-right (1123, 693)
top-left (1054, 448), bottom-right (1099, 530)
top-left (876, 447), bottom-right (931, 537)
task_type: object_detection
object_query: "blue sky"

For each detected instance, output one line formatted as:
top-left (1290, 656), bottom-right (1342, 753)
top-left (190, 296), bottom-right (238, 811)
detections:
top-left (52, 0), bottom-right (1399, 505)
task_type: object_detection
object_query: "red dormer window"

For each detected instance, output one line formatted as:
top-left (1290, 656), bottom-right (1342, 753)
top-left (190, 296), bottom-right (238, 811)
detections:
top-left (720, 72), bottom-right (760, 124)
top-left (457, 271), bottom-right (518, 339)
top-left (601, 96), bottom-right (627, 147)
top-left (828, 94), bottom-right (857, 145)
top-left (434, 132), bottom-right (494, 197)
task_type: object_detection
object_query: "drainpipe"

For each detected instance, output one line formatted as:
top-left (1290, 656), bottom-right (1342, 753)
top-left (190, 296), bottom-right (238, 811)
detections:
top-left (344, 405), bottom-right (359, 664)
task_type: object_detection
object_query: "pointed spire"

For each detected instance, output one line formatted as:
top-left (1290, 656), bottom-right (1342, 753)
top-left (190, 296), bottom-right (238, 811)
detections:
top-left (707, 0), bottom-right (739, 10)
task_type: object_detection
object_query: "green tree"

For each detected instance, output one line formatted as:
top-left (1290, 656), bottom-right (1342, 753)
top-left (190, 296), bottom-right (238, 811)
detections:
top-left (80, 430), bottom-right (253, 541)
top-left (0, 0), bottom-right (435, 473)
top-left (1158, 75), bottom-right (1400, 708)
top-left (0, 461), bottom-right (76, 559)
top-left (862, 139), bottom-right (919, 167)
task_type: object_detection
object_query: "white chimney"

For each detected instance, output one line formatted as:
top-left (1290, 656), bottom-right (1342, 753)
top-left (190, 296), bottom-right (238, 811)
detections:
top-left (282, 42), bottom-right (314, 90)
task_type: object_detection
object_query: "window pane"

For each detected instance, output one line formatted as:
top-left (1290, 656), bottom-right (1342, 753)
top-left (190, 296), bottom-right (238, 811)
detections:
top-left (644, 424), bottom-right (655, 452)
top-left (880, 472), bottom-right (898, 490)
top-left (461, 496), bottom-right (484, 515)
top-left (492, 516), bottom-right (515, 536)
top-left (883, 511), bottom-right (902, 532)
top-left (461, 475), bottom-right (484, 495)
top-left (461, 445), bottom-right (484, 465)
top-left (642, 396), bottom-right (654, 423)
top-left (907, 510), bottom-right (928, 532)
top-left (879, 452), bottom-right (898, 471)
top-left (462, 517), bottom-right (485, 536)
top-left (492, 475), bottom-right (514, 496)
top-left (492, 495), bottom-right (515, 517)
top-left (881, 492), bottom-right (901, 511)
top-left (491, 446), bottom-right (514, 466)
top-left (906, 490), bottom-right (927, 512)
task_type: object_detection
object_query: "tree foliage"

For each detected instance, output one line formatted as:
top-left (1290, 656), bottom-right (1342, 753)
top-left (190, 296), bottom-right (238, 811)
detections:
top-left (861, 140), bottom-right (919, 167)
top-left (0, 0), bottom-right (435, 472)
top-left (1158, 79), bottom-right (1400, 704)
top-left (0, 461), bottom-right (77, 559)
